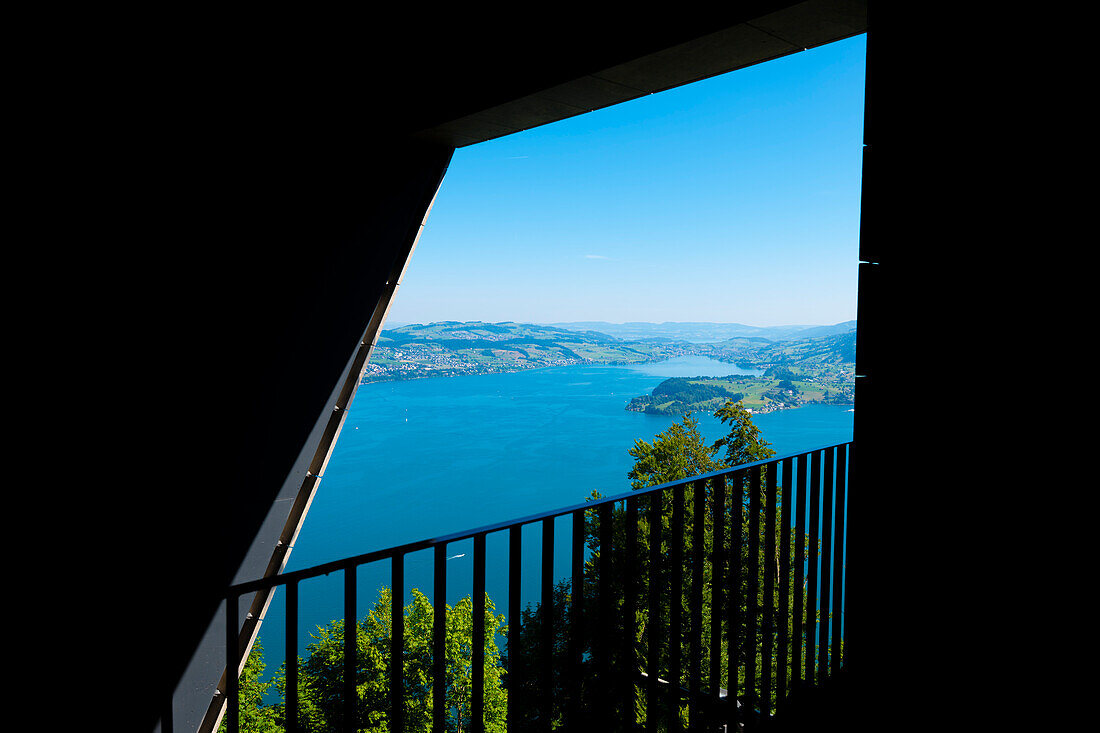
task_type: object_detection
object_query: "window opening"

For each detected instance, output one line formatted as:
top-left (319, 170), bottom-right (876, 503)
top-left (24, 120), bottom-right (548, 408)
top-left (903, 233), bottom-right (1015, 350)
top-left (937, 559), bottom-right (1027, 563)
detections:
top-left (247, 33), bottom-right (865, 720)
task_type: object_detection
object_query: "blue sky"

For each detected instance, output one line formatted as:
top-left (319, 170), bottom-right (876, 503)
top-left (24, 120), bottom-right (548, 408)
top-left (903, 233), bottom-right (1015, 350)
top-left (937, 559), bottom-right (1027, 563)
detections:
top-left (390, 34), bottom-right (866, 328)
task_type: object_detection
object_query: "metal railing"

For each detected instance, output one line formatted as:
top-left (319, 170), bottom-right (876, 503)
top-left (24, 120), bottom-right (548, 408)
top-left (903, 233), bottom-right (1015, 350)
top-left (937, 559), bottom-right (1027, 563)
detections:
top-left (210, 441), bottom-right (850, 732)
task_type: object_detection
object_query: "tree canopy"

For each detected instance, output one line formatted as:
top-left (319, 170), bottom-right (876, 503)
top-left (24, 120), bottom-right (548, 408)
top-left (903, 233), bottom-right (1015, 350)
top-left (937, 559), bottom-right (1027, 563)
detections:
top-left (627, 412), bottom-right (724, 490)
top-left (712, 399), bottom-right (775, 467)
top-left (222, 588), bottom-right (507, 732)
top-left (574, 400), bottom-right (789, 727)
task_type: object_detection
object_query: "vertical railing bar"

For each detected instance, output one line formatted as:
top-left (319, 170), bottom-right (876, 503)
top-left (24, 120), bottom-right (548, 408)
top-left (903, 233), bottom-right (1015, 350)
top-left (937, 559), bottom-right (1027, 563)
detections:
top-left (805, 451), bottom-right (821, 685)
top-left (598, 502), bottom-right (613, 730)
top-left (792, 454), bottom-right (807, 692)
top-left (726, 470), bottom-right (744, 733)
top-left (472, 533), bottom-right (487, 733)
top-left (819, 448), bottom-right (834, 684)
top-left (541, 516), bottom-right (555, 730)
top-left (746, 466), bottom-right (760, 730)
top-left (688, 481), bottom-right (705, 727)
top-left (570, 508), bottom-right (585, 729)
top-left (392, 554), bottom-right (405, 733)
top-left (287, 579), bottom-right (299, 733)
top-left (763, 461), bottom-right (777, 718)
top-left (624, 497), bottom-right (639, 728)
top-left (647, 491), bottom-right (662, 733)
top-left (709, 476), bottom-right (726, 703)
top-left (508, 526), bottom-right (522, 733)
top-left (776, 457), bottom-right (792, 713)
top-left (226, 592), bottom-right (239, 733)
top-left (832, 444), bottom-right (848, 676)
top-left (433, 543), bottom-right (447, 733)
top-left (344, 566), bottom-right (356, 732)
top-left (669, 482), bottom-right (684, 731)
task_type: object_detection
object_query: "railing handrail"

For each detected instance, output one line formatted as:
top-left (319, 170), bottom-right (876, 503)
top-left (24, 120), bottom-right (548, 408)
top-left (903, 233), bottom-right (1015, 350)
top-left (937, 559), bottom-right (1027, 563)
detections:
top-left (227, 440), bottom-right (851, 597)
top-left (214, 438), bottom-right (852, 733)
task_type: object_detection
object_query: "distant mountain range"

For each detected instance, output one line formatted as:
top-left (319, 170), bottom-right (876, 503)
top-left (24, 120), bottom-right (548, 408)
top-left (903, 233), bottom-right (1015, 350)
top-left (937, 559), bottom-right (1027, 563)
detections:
top-left (368, 320), bottom-right (856, 384)
top-left (546, 320), bottom-right (856, 343)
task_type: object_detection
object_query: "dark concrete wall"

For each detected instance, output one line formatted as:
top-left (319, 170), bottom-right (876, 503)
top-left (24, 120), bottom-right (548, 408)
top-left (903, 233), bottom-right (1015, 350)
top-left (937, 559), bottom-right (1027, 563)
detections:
top-left (114, 140), bottom-right (453, 731)
top-left (848, 6), bottom-right (982, 730)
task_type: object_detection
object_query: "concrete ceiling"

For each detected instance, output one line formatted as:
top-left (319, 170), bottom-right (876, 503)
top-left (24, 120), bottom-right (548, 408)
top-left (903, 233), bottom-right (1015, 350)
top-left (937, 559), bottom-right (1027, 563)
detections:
top-left (413, 0), bottom-right (868, 147)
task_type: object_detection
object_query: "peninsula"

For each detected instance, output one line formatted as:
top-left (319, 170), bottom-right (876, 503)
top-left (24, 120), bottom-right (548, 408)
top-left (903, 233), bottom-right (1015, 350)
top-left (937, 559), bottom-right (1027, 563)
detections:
top-left (625, 329), bottom-right (856, 415)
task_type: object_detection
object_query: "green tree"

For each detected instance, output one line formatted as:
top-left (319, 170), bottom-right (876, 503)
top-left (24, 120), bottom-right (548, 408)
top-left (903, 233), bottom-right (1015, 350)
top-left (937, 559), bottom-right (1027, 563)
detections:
top-left (627, 412), bottom-right (725, 490)
top-left (712, 399), bottom-right (775, 466)
top-left (218, 638), bottom-right (282, 733)
top-left (226, 587), bottom-right (508, 732)
top-left (513, 402), bottom-right (798, 730)
top-left (619, 400), bottom-right (806, 727)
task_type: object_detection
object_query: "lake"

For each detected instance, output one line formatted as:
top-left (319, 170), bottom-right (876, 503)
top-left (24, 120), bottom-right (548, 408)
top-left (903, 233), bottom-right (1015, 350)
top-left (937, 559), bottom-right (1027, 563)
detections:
top-left (255, 356), bottom-right (854, 678)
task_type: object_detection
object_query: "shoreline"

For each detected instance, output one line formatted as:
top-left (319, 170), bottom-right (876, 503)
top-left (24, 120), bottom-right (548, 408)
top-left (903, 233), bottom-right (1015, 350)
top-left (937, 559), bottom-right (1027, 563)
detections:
top-left (360, 354), bottom-right (749, 386)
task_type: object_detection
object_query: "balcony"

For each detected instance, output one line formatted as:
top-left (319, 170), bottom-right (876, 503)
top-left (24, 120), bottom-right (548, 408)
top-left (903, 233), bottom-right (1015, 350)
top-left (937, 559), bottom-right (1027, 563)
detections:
top-left (196, 441), bottom-right (850, 732)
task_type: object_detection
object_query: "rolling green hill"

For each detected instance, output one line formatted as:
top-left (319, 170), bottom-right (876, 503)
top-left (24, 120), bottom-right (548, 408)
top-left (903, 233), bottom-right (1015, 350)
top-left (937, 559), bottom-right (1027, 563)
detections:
top-left (365, 321), bottom-right (699, 381)
top-left (363, 320), bottom-right (857, 394)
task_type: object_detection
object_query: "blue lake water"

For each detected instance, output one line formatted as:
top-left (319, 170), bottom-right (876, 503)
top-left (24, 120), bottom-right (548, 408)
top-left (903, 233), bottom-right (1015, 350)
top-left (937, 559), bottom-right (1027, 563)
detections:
top-left (255, 356), bottom-right (853, 678)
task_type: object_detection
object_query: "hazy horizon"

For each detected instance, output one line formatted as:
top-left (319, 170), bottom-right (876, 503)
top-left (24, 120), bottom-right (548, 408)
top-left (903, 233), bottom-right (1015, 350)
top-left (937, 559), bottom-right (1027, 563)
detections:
top-left (382, 317), bottom-right (856, 329)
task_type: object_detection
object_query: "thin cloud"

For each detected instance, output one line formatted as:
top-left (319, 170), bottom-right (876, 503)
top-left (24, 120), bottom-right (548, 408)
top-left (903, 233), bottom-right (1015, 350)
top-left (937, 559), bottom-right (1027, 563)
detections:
top-left (584, 254), bottom-right (612, 260)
